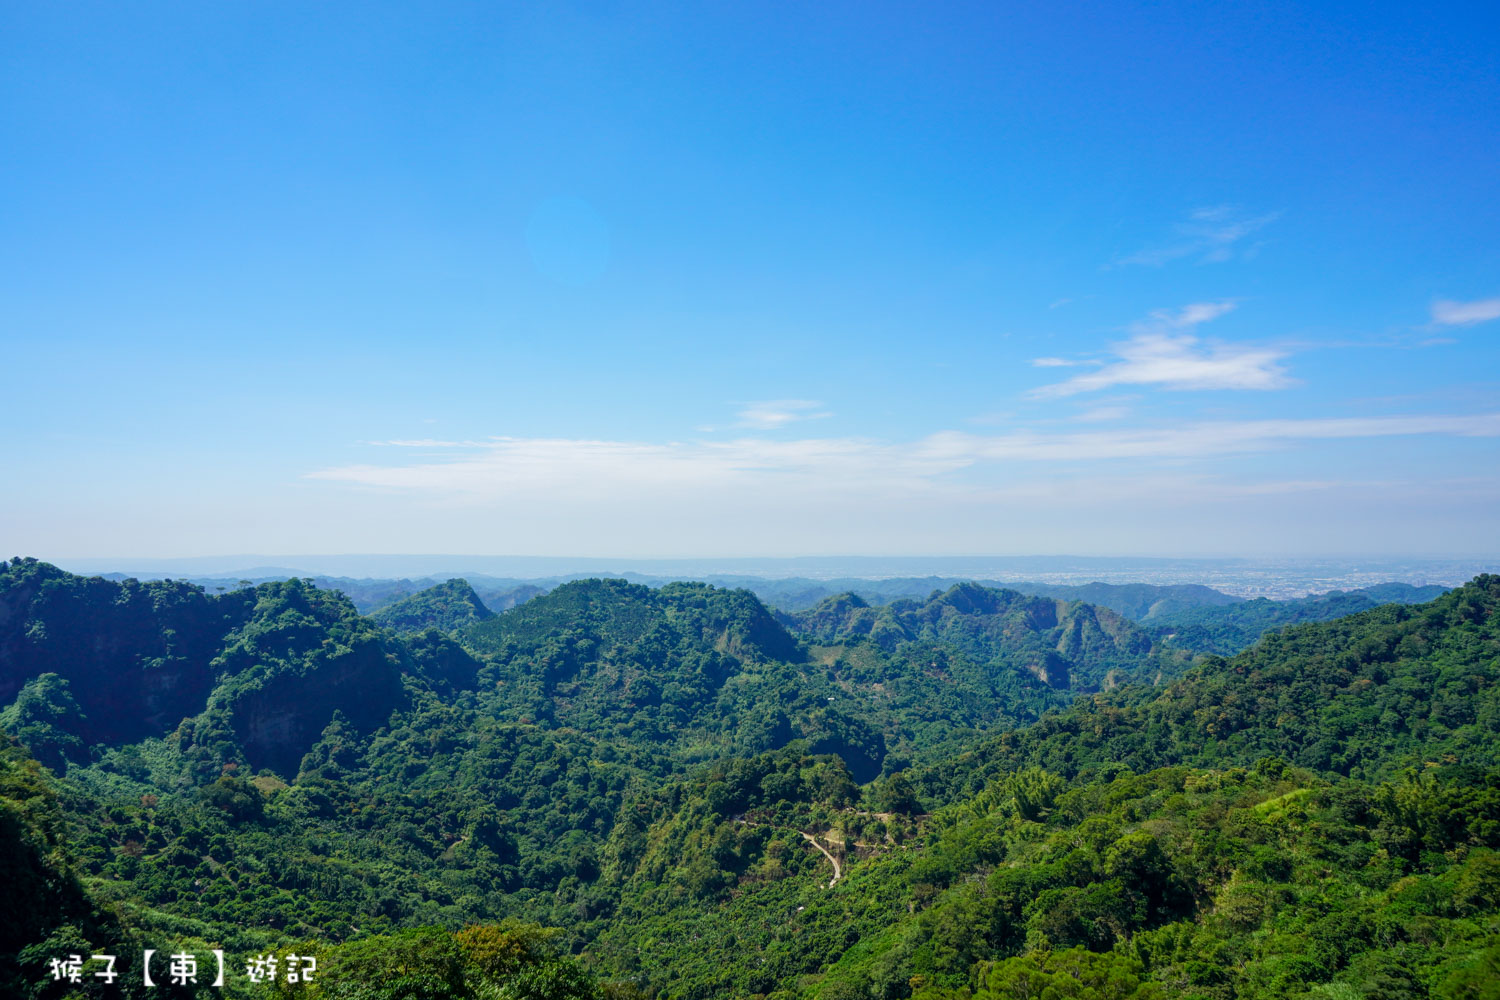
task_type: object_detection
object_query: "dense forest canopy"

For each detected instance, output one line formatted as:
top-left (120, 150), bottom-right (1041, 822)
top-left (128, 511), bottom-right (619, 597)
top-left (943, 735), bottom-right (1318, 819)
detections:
top-left (1, 558), bottom-right (1496, 999)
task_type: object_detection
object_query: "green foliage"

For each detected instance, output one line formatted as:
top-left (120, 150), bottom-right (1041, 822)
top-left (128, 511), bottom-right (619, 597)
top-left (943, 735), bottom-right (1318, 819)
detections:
top-left (3, 561), bottom-right (1499, 1000)
top-left (0, 557), bottom-right (256, 748)
top-left (301, 922), bottom-right (604, 999)
top-left (460, 579), bottom-right (901, 774)
top-left (1147, 583), bottom-right (1450, 656)
top-left (872, 771), bottom-right (923, 816)
top-left (0, 673), bottom-right (87, 771)
top-left (914, 947), bottom-right (1166, 999)
top-left (0, 738), bottom-right (202, 999)
top-left (201, 774), bottom-right (266, 822)
top-left (921, 575), bottom-right (1500, 798)
top-left (793, 582), bottom-right (1172, 694)
top-left (370, 580), bottom-right (496, 635)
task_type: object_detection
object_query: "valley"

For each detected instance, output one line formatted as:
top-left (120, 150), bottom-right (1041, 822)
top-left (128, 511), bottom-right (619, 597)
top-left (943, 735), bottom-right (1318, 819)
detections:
top-left (2, 558), bottom-right (1498, 999)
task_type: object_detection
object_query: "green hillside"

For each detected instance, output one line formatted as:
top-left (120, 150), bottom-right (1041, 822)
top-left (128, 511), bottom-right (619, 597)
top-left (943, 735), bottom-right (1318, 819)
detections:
top-left (919, 575), bottom-right (1500, 799)
top-left (370, 578), bottom-right (497, 634)
top-left (1149, 583), bottom-right (1454, 656)
top-left (793, 582), bottom-right (1174, 693)
top-left (1, 560), bottom-right (1497, 999)
top-left (727, 577), bottom-right (1242, 619)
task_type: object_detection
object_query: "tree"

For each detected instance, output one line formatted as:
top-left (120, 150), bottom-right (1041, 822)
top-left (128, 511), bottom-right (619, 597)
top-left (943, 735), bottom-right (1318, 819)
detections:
top-left (874, 771), bottom-right (923, 815)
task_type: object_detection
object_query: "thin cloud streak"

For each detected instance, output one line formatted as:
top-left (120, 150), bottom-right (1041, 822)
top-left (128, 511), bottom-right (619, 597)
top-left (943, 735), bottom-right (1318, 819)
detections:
top-left (1432, 297), bottom-right (1500, 326)
top-left (1030, 302), bottom-right (1291, 398)
top-left (1031, 357), bottom-right (1101, 368)
top-left (309, 413), bottom-right (1500, 499)
top-left (1114, 205), bottom-right (1281, 268)
top-left (735, 399), bottom-right (832, 429)
top-left (365, 438), bottom-right (499, 448)
top-left (922, 413), bottom-right (1500, 463)
top-left (1073, 405), bottom-right (1132, 422)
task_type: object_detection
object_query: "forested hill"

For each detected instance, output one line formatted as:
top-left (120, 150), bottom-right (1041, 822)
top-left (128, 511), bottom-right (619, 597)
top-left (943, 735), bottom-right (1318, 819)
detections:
top-left (1147, 583), bottom-right (1453, 656)
top-left (0, 558), bottom-right (480, 777)
top-left (999, 580), bottom-right (1242, 619)
top-left (3, 559), bottom-right (1499, 999)
top-left (792, 582), bottom-right (1168, 693)
top-left (0, 558), bottom-right (256, 749)
top-left (921, 573), bottom-right (1500, 797)
top-left (0, 563), bottom-right (1169, 787)
top-left (581, 576), bottom-right (1500, 998)
top-left (370, 578), bottom-right (496, 633)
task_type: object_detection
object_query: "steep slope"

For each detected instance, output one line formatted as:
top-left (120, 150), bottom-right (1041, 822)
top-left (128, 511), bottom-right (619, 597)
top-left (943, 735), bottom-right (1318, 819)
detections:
top-left (461, 579), bottom-right (894, 775)
top-left (0, 558), bottom-right (256, 747)
top-left (174, 579), bottom-right (416, 780)
top-left (473, 582), bottom-right (548, 611)
top-left (581, 579), bottom-right (1500, 999)
top-left (795, 582), bottom-right (1166, 694)
top-left (370, 578), bottom-right (496, 634)
top-left (3, 564), bottom-right (1498, 1000)
top-left (0, 562), bottom-right (478, 781)
top-left (1004, 580), bottom-right (1243, 620)
top-left (715, 576), bottom-right (1243, 617)
top-left (0, 741), bottom-right (155, 1000)
top-left (923, 574), bottom-right (1500, 797)
top-left (1150, 583), bottom-right (1456, 656)
top-left (786, 591), bottom-right (902, 645)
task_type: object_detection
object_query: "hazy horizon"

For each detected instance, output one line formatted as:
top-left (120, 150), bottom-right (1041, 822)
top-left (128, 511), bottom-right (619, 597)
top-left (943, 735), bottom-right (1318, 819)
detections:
top-left (31, 552), bottom-right (1497, 598)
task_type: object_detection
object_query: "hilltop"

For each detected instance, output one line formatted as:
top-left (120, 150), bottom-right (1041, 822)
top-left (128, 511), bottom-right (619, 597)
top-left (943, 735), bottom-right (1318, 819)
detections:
top-left (370, 578), bottom-right (497, 633)
top-left (1, 560), bottom-right (1497, 999)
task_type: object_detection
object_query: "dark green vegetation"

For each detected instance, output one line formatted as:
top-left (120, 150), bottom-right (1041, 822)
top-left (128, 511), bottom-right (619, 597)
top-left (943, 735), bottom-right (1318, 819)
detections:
top-left (101, 573), bottom-right (1249, 620)
top-left (101, 573), bottom-right (548, 617)
top-left (697, 578), bottom-right (1243, 619)
top-left (1147, 585), bottom-right (1451, 656)
top-left (787, 584), bottom-right (1172, 694)
top-left (115, 569), bottom-right (1446, 659)
top-left (2, 557), bottom-right (1497, 999)
top-left (370, 579), bottom-right (496, 634)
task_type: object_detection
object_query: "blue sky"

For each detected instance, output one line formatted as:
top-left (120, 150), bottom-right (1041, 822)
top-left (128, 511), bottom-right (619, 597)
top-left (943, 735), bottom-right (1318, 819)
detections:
top-left (3, 0), bottom-right (1498, 559)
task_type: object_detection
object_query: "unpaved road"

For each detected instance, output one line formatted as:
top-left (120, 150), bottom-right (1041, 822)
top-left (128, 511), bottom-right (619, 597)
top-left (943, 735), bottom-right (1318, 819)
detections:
top-left (801, 832), bottom-right (842, 888)
top-left (734, 815), bottom-right (844, 889)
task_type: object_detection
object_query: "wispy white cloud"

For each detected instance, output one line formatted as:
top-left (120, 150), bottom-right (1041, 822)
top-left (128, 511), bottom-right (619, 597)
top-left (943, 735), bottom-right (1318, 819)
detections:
top-left (1031, 357), bottom-right (1101, 368)
top-left (1115, 205), bottom-right (1280, 268)
top-left (919, 413), bottom-right (1500, 464)
top-left (293, 414), bottom-right (1500, 557)
top-left (735, 399), bottom-right (832, 429)
top-left (311, 413), bottom-right (1500, 501)
top-left (1432, 297), bottom-right (1500, 326)
top-left (1167, 302), bottom-right (1238, 326)
top-left (1030, 302), bottom-right (1290, 398)
top-left (311, 435), bottom-right (955, 502)
top-left (1072, 405), bottom-right (1132, 422)
top-left (364, 438), bottom-right (498, 448)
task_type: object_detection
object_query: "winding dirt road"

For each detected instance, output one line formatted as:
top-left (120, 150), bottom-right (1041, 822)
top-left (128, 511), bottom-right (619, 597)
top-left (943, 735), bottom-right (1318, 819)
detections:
top-left (801, 832), bottom-right (842, 888)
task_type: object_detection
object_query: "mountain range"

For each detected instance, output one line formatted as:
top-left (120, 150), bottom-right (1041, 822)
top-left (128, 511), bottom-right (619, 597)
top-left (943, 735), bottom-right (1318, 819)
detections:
top-left (1, 557), bottom-right (1496, 1000)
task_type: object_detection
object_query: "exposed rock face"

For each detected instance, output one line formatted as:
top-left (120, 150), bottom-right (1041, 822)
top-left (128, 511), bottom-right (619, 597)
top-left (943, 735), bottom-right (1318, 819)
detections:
top-left (794, 582), bottom-right (1161, 694)
top-left (0, 559), bottom-right (252, 744)
top-left (1028, 650), bottom-right (1072, 690)
top-left (0, 561), bottom-right (418, 777)
top-left (229, 639), bottom-right (404, 777)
